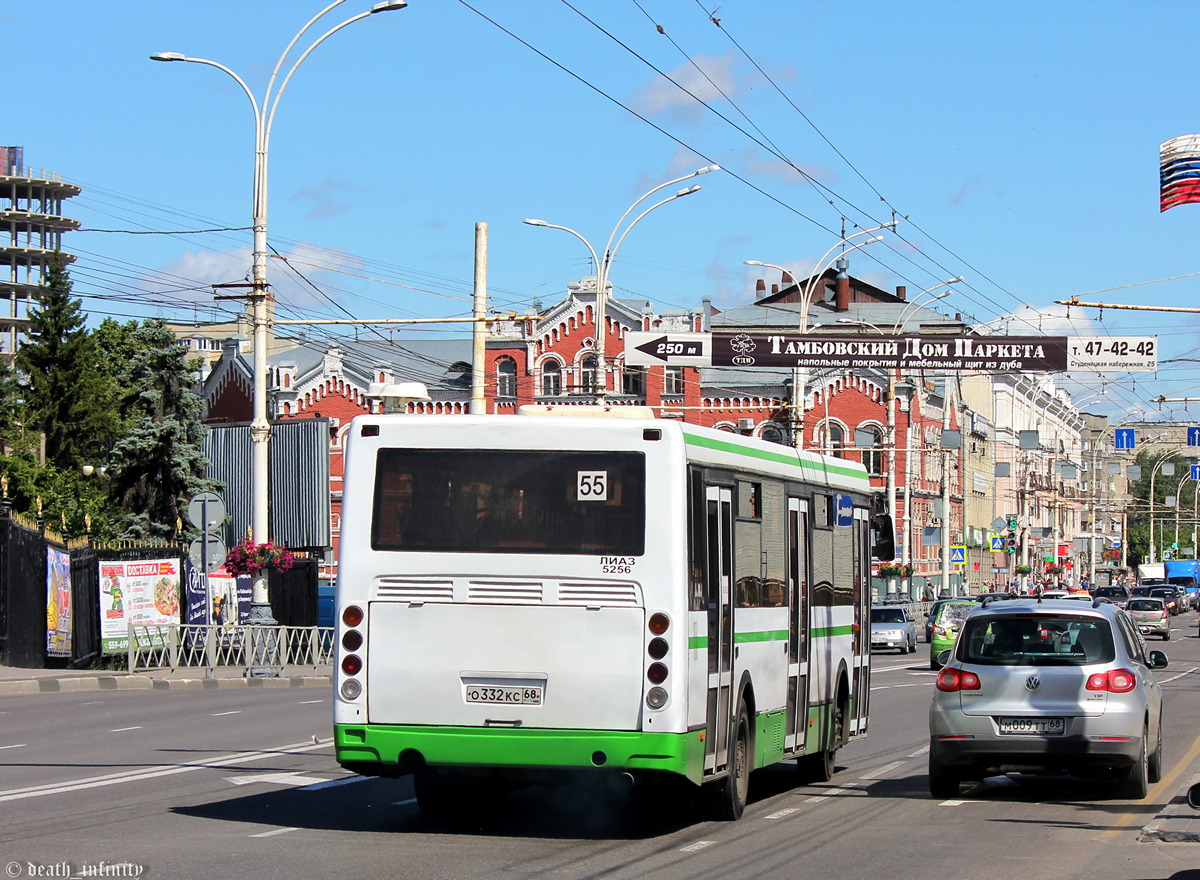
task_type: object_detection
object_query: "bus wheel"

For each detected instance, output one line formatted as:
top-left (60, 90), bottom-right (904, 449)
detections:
top-left (413, 770), bottom-right (459, 815)
top-left (928, 756), bottom-right (959, 798)
top-left (710, 701), bottom-right (751, 820)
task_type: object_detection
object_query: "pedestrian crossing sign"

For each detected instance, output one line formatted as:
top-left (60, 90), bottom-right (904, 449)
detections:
top-left (950, 546), bottom-right (967, 564)
top-left (989, 535), bottom-right (1006, 552)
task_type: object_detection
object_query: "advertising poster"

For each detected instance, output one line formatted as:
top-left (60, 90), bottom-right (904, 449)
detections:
top-left (46, 547), bottom-right (72, 655)
top-left (98, 558), bottom-right (181, 654)
top-left (208, 568), bottom-right (253, 651)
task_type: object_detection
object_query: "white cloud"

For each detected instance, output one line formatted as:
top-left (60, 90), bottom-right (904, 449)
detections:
top-left (632, 52), bottom-right (741, 126)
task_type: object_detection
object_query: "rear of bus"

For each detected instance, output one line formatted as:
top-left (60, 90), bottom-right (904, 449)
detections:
top-left (333, 414), bottom-right (692, 802)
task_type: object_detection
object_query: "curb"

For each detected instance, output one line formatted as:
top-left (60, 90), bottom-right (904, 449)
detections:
top-left (0, 674), bottom-right (331, 696)
top-left (1139, 772), bottom-right (1200, 843)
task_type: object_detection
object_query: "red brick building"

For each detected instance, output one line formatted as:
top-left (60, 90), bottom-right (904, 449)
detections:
top-left (198, 268), bottom-right (966, 589)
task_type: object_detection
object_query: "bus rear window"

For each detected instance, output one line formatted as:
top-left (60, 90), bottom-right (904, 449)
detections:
top-left (371, 449), bottom-right (646, 555)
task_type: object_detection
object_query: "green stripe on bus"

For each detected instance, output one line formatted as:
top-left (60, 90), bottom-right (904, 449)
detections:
top-left (689, 635), bottom-right (707, 649)
top-left (811, 625), bottom-right (856, 638)
top-left (734, 629), bottom-right (789, 643)
top-left (682, 431), bottom-right (869, 485)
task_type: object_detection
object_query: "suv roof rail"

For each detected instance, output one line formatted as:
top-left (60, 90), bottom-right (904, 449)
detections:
top-left (1093, 597), bottom-right (1112, 608)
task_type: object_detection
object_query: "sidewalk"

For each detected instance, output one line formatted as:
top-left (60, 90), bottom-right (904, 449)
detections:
top-left (1139, 770), bottom-right (1200, 843)
top-left (0, 663), bottom-right (332, 695)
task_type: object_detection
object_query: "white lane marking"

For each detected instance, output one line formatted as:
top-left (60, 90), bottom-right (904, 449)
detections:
top-left (680, 841), bottom-right (716, 852)
top-left (860, 760), bottom-right (906, 779)
top-left (1159, 667), bottom-right (1198, 684)
top-left (939, 799), bottom-right (984, 806)
top-left (299, 699), bottom-right (325, 704)
top-left (0, 738), bottom-right (329, 803)
top-left (297, 776), bottom-right (371, 791)
top-left (764, 807), bottom-right (801, 819)
top-left (211, 711), bottom-right (243, 717)
top-left (908, 746), bottom-right (930, 758)
top-left (0, 744), bottom-right (27, 751)
top-left (110, 727), bottom-right (142, 732)
top-left (804, 783), bottom-right (861, 802)
top-left (250, 827), bottom-right (299, 838)
top-left (225, 772), bottom-right (328, 787)
top-left (392, 798), bottom-right (417, 807)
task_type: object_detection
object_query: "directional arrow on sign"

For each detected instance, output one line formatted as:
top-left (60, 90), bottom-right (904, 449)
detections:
top-left (624, 332), bottom-right (711, 366)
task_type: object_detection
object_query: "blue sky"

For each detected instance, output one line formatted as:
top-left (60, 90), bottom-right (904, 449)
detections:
top-left (6, 0), bottom-right (1200, 420)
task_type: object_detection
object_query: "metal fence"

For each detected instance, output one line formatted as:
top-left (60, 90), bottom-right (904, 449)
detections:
top-left (128, 623), bottom-right (334, 677)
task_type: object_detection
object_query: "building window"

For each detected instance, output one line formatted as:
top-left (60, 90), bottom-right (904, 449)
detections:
top-left (541, 360), bottom-right (562, 396)
top-left (496, 358), bottom-right (517, 398)
top-left (817, 422), bottom-right (845, 458)
top-left (860, 425), bottom-right (885, 475)
top-left (761, 424), bottom-right (785, 445)
top-left (664, 366), bottom-right (684, 395)
top-left (578, 355), bottom-right (598, 394)
top-left (623, 364), bottom-right (646, 396)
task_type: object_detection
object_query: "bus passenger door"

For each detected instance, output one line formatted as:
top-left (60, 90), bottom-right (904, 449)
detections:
top-left (786, 497), bottom-right (810, 753)
top-left (704, 485), bottom-right (734, 773)
top-left (850, 506), bottom-right (871, 737)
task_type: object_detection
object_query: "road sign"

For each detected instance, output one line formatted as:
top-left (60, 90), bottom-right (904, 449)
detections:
top-left (1189, 426), bottom-right (1200, 447)
top-left (950, 545), bottom-right (967, 564)
top-left (1191, 464), bottom-right (1200, 481)
top-left (1115, 428), bottom-right (1135, 450)
top-left (990, 535), bottom-right (1006, 552)
top-left (187, 491), bottom-right (226, 531)
top-left (188, 534), bottom-right (227, 574)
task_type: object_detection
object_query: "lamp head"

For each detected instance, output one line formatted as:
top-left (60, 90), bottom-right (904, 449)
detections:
top-left (676, 185), bottom-right (701, 196)
top-left (695, 164), bottom-right (720, 175)
top-left (744, 260), bottom-right (765, 267)
top-left (370, 0), bottom-right (408, 11)
top-left (150, 52), bottom-right (186, 62)
top-left (523, 218), bottom-right (548, 227)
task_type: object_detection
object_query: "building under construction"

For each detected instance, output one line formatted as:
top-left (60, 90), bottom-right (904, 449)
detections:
top-left (0, 146), bottom-right (80, 357)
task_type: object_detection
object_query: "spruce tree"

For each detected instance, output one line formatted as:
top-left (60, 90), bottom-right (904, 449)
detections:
top-left (15, 256), bottom-right (111, 470)
top-left (109, 318), bottom-right (211, 539)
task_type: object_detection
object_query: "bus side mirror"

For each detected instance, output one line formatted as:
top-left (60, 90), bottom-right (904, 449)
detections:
top-left (872, 512), bottom-right (895, 561)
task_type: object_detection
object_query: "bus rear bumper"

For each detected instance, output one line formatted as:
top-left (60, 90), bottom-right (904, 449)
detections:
top-left (334, 723), bottom-right (700, 783)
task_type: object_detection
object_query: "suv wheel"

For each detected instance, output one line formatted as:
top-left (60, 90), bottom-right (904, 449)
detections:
top-left (928, 755), bottom-right (959, 798)
top-left (1121, 726), bottom-right (1150, 799)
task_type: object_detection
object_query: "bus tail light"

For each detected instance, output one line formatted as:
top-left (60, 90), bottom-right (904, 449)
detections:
top-left (649, 612), bottom-right (670, 635)
top-left (342, 654), bottom-right (363, 676)
top-left (647, 662), bottom-right (668, 684)
top-left (342, 605), bottom-right (364, 627)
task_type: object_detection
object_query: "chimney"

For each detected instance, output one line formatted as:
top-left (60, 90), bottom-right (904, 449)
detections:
top-left (756, 278), bottom-right (766, 297)
top-left (896, 285), bottom-right (907, 301)
top-left (835, 267), bottom-right (851, 313)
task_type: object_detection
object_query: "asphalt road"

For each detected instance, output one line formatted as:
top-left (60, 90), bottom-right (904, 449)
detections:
top-left (1, 616), bottom-right (1198, 880)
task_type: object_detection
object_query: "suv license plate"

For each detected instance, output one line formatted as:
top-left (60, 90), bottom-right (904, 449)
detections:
top-left (465, 685), bottom-right (543, 705)
top-left (998, 717), bottom-right (1065, 735)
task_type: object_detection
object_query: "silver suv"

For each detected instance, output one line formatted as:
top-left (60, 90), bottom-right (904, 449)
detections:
top-left (928, 598), bottom-right (1167, 799)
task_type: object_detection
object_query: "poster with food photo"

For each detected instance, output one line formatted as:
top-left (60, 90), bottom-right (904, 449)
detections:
top-left (98, 559), bottom-right (181, 653)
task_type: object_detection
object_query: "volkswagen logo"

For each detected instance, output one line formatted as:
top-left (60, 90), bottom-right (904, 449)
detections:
top-left (1025, 675), bottom-right (1041, 691)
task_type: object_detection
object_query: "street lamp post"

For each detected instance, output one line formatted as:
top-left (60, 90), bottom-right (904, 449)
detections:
top-left (152, 0), bottom-right (407, 626)
top-left (524, 165), bottom-right (715, 405)
top-left (744, 222), bottom-right (896, 448)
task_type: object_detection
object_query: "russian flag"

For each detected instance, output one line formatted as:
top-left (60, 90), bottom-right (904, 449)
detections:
top-left (1160, 134), bottom-right (1200, 211)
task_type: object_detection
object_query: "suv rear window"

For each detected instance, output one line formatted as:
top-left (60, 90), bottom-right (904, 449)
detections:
top-left (1127, 599), bottom-right (1163, 612)
top-left (959, 615), bottom-right (1115, 666)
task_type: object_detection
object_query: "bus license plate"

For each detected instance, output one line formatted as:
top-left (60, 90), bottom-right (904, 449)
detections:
top-left (465, 685), bottom-right (543, 705)
top-left (998, 717), bottom-right (1065, 735)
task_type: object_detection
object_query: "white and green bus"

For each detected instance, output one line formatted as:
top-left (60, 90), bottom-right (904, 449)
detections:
top-left (333, 409), bottom-right (894, 819)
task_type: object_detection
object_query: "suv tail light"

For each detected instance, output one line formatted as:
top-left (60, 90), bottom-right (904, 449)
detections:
top-left (936, 668), bottom-right (981, 692)
top-left (1086, 668), bottom-right (1136, 693)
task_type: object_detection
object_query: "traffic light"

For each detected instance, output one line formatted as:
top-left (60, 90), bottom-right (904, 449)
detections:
top-left (1005, 530), bottom-right (1017, 552)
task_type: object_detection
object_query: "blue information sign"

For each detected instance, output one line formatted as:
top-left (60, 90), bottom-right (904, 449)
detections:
top-left (1191, 464), bottom-right (1200, 481)
top-left (1115, 428), bottom-right (1135, 450)
top-left (1189, 426), bottom-right (1200, 447)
